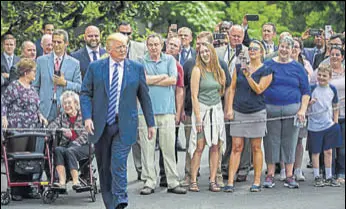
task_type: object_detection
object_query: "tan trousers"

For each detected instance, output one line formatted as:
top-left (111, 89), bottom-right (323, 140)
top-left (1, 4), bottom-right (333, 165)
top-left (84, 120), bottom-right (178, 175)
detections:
top-left (139, 114), bottom-right (180, 189)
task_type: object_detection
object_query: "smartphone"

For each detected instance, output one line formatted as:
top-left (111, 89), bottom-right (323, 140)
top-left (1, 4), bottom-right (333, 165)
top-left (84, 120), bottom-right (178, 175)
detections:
top-left (54, 70), bottom-right (61, 76)
top-left (213, 33), bottom-right (226, 40)
top-left (309, 28), bottom-right (321, 36)
top-left (235, 44), bottom-right (242, 56)
top-left (245, 14), bottom-right (259, 21)
top-left (170, 24), bottom-right (177, 33)
top-left (240, 57), bottom-right (247, 71)
top-left (325, 25), bottom-right (332, 39)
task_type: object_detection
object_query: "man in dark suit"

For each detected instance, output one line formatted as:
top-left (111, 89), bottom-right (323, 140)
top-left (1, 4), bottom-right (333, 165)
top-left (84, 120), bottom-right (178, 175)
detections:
top-left (178, 27), bottom-right (196, 66)
top-left (71, 25), bottom-right (106, 79)
top-left (80, 33), bottom-right (155, 209)
top-left (1, 34), bottom-right (20, 93)
top-left (35, 22), bottom-right (54, 58)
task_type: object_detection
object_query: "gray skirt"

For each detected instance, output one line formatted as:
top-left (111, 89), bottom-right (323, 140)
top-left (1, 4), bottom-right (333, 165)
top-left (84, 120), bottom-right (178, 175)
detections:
top-left (230, 109), bottom-right (267, 138)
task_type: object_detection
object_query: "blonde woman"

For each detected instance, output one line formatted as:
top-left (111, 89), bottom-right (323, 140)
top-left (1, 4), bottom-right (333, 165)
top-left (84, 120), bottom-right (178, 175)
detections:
top-left (189, 43), bottom-right (226, 192)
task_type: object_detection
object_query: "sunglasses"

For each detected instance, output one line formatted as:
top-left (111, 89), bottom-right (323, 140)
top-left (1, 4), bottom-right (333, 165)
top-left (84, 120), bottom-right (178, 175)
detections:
top-left (120, 32), bottom-right (132, 36)
top-left (248, 46), bottom-right (260, 51)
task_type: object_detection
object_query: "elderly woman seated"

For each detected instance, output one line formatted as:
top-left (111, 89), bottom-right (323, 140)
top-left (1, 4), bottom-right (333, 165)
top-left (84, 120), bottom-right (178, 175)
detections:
top-left (47, 90), bottom-right (89, 190)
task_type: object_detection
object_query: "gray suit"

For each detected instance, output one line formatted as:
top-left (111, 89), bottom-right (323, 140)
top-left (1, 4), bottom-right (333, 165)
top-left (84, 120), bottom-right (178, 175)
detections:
top-left (215, 44), bottom-right (252, 177)
top-left (128, 40), bottom-right (146, 61)
top-left (32, 53), bottom-right (81, 121)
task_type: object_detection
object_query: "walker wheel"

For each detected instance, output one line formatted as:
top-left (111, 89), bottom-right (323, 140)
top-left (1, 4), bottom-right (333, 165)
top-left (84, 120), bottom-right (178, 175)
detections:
top-left (1, 191), bottom-right (11, 205)
top-left (42, 189), bottom-right (57, 204)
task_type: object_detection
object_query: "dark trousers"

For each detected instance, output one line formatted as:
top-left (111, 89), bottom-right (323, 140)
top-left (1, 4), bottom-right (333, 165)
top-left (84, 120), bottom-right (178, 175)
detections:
top-left (54, 144), bottom-right (89, 170)
top-left (159, 127), bottom-right (178, 181)
top-left (95, 124), bottom-right (131, 209)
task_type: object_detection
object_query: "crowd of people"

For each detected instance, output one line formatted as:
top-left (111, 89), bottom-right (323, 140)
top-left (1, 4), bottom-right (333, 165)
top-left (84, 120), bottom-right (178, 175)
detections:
top-left (1, 17), bottom-right (345, 209)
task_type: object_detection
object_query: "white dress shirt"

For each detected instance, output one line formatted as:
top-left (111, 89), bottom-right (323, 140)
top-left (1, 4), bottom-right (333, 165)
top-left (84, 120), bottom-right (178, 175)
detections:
top-left (86, 46), bottom-right (100, 61)
top-left (109, 58), bottom-right (124, 114)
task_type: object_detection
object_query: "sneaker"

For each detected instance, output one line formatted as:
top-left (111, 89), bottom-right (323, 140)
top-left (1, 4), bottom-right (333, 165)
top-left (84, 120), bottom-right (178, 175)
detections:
top-left (294, 170), bottom-right (306, 181)
top-left (263, 175), bottom-right (275, 188)
top-left (284, 176), bottom-right (299, 189)
top-left (306, 161), bottom-right (313, 168)
top-left (250, 184), bottom-right (261, 192)
top-left (216, 175), bottom-right (225, 188)
top-left (280, 169), bottom-right (286, 181)
top-left (324, 178), bottom-right (341, 187)
top-left (314, 176), bottom-right (325, 187)
top-left (223, 185), bottom-right (234, 193)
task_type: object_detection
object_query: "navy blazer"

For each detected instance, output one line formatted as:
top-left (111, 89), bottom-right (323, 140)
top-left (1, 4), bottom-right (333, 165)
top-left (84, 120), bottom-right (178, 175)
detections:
top-left (71, 46), bottom-right (106, 79)
top-left (80, 58), bottom-right (155, 145)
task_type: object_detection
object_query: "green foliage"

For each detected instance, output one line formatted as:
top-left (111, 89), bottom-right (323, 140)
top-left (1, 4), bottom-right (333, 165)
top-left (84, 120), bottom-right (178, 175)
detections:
top-left (1, 1), bottom-right (161, 54)
top-left (1, 1), bottom-right (345, 54)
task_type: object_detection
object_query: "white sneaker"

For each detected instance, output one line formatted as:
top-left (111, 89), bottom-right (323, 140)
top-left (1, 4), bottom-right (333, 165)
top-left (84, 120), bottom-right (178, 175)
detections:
top-left (280, 169), bottom-right (286, 181)
top-left (294, 170), bottom-right (306, 181)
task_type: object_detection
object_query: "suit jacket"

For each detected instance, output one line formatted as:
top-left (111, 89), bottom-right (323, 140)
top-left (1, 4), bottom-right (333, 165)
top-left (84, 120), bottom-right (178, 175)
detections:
top-left (80, 58), bottom-right (155, 145)
top-left (261, 40), bottom-right (278, 55)
top-left (128, 40), bottom-right (146, 61)
top-left (1, 53), bottom-right (20, 93)
top-left (71, 46), bottom-right (107, 79)
top-left (35, 39), bottom-right (44, 58)
top-left (32, 53), bottom-right (81, 118)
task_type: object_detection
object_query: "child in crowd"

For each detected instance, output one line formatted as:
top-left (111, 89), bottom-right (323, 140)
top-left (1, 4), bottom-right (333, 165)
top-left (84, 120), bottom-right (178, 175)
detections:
top-left (307, 65), bottom-right (342, 187)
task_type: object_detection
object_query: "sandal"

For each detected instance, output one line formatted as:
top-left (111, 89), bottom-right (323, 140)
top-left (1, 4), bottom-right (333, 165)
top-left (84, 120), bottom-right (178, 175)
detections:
top-left (209, 182), bottom-right (221, 192)
top-left (189, 182), bottom-right (200, 192)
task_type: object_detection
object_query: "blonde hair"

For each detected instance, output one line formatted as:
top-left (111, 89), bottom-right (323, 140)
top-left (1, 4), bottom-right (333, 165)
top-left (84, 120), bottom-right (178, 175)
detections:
top-left (318, 64), bottom-right (333, 77)
top-left (106, 33), bottom-right (128, 51)
top-left (195, 43), bottom-right (226, 95)
top-left (60, 90), bottom-right (80, 110)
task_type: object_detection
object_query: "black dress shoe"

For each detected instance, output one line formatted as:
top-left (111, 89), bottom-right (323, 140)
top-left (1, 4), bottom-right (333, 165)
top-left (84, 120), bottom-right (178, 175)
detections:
top-left (115, 203), bottom-right (128, 209)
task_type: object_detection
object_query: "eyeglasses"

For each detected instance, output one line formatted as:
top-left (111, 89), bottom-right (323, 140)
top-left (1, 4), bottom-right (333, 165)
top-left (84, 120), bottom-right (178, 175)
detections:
top-left (248, 47), bottom-right (260, 51)
top-left (330, 53), bottom-right (341, 57)
top-left (120, 32), bottom-right (132, 36)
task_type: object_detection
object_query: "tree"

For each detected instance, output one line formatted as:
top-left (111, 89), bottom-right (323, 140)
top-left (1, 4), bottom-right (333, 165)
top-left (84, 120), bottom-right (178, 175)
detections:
top-left (1, 1), bottom-right (161, 53)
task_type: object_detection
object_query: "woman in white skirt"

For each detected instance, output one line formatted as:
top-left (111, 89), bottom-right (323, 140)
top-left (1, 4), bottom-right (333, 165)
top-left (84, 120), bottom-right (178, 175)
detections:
top-left (189, 43), bottom-right (226, 192)
top-left (225, 40), bottom-right (273, 192)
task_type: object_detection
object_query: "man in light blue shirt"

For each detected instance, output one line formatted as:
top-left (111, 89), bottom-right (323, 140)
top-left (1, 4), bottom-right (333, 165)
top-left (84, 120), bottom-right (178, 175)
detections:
top-left (138, 33), bottom-right (186, 195)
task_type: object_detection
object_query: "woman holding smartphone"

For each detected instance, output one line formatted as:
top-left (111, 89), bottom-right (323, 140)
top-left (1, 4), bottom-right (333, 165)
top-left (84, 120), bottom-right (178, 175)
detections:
top-left (224, 40), bottom-right (273, 192)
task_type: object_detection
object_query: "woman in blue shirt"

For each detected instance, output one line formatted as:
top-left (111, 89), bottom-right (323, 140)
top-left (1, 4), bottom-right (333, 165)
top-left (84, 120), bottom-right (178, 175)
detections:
top-left (224, 40), bottom-right (272, 192)
top-left (262, 36), bottom-right (310, 189)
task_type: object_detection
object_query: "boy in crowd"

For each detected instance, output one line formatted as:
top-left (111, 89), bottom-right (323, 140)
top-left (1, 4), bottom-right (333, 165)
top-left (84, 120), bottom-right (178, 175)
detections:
top-left (308, 64), bottom-right (342, 187)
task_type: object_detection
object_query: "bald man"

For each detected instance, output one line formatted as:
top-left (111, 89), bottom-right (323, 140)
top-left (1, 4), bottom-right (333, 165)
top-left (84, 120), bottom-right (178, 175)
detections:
top-left (71, 25), bottom-right (106, 78)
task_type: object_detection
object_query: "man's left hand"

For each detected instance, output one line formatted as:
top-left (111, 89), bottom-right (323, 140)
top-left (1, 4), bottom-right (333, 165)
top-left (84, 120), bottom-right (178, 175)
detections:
top-left (147, 127), bottom-right (155, 140)
top-left (53, 72), bottom-right (67, 86)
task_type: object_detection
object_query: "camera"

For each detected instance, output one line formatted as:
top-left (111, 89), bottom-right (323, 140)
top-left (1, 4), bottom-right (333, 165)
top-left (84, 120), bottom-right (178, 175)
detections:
top-left (309, 29), bottom-right (322, 36)
top-left (235, 44), bottom-right (242, 57)
top-left (213, 33), bottom-right (226, 40)
top-left (245, 14), bottom-right (259, 21)
top-left (325, 25), bottom-right (332, 39)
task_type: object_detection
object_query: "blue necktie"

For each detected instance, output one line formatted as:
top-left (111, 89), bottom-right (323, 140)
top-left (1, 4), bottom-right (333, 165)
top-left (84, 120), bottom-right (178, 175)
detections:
top-left (106, 63), bottom-right (119, 125)
top-left (92, 51), bottom-right (98, 61)
top-left (180, 48), bottom-right (186, 65)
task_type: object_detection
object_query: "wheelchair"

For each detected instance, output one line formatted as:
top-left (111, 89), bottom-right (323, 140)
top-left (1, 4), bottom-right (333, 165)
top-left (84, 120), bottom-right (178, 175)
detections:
top-left (47, 130), bottom-right (98, 203)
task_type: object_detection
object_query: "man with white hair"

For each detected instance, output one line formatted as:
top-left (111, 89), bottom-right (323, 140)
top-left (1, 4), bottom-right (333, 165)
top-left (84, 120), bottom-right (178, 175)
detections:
top-left (40, 34), bottom-right (53, 56)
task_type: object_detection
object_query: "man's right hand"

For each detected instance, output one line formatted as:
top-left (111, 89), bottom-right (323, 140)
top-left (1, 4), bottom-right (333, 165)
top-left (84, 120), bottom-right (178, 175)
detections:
top-left (85, 119), bottom-right (94, 135)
